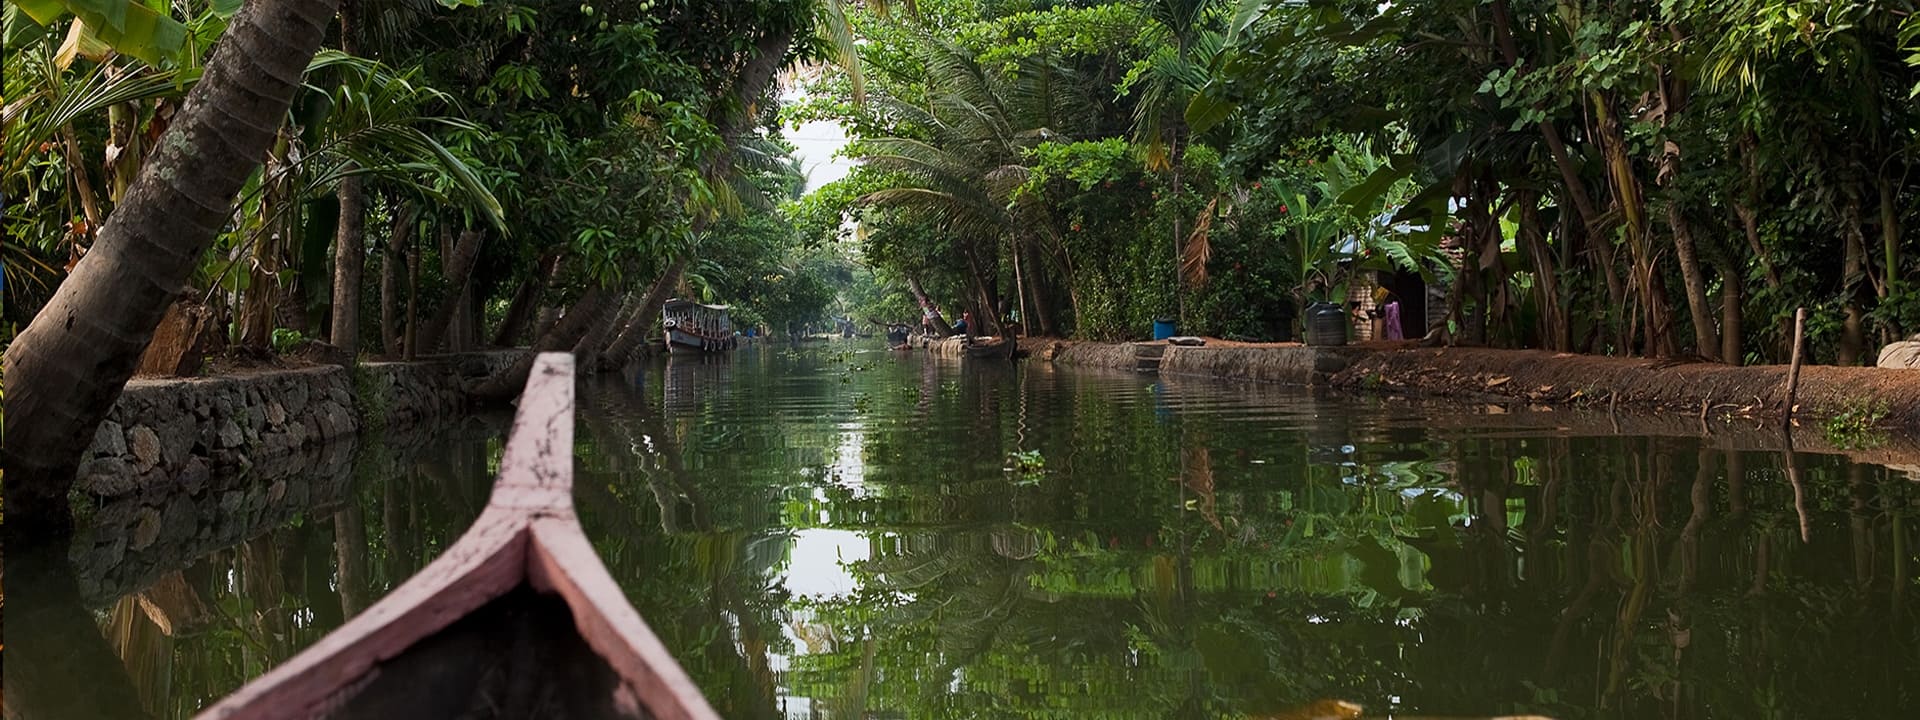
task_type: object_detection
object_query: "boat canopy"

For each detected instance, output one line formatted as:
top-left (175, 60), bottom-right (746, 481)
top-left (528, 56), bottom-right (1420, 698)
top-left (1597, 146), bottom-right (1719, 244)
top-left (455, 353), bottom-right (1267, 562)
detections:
top-left (664, 298), bottom-right (729, 311)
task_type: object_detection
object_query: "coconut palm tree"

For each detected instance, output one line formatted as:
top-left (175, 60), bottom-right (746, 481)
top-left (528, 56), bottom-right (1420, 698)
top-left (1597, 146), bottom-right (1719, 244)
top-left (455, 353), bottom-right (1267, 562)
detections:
top-left (4, 0), bottom-right (343, 536)
top-left (852, 36), bottom-right (1101, 333)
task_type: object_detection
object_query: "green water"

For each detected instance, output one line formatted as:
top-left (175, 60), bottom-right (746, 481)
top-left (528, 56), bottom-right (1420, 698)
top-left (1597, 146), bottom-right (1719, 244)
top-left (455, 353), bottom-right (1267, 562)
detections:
top-left (20, 346), bottom-right (1920, 719)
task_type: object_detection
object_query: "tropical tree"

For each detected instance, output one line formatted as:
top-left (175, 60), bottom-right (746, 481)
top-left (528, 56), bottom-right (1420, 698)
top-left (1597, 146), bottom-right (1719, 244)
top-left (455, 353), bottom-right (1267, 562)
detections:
top-left (5, 0), bottom-right (344, 536)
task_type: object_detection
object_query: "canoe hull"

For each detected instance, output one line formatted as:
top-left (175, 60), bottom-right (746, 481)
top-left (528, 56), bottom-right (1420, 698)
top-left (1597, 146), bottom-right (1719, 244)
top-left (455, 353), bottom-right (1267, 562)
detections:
top-left (963, 337), bottom-right (1017, 360)
top-left (197, 354), bottom-right (720, 720)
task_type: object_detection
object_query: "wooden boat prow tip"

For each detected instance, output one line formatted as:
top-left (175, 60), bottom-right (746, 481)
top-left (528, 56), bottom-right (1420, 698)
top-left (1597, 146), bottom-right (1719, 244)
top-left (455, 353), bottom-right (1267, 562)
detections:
top-left (197, 353), bottom-right (720, 720)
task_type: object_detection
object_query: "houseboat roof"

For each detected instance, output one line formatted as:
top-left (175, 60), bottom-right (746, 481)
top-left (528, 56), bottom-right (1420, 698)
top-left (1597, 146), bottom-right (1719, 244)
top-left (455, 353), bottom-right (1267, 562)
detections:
top-left (663, 299), bottom-right (730, 311)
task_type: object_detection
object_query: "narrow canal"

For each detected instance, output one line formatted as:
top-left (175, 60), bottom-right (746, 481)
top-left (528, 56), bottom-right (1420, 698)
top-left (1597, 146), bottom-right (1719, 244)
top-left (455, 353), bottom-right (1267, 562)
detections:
top-left (29, 345), bottom-right (1920, 719)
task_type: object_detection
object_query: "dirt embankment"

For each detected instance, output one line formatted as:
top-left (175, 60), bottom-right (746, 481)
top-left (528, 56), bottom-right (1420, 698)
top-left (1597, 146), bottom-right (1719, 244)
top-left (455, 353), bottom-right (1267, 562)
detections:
top-left (1329, 346), bottom-right (1920, 428)
top-left (1036, 339), bottom-right (1920, 441)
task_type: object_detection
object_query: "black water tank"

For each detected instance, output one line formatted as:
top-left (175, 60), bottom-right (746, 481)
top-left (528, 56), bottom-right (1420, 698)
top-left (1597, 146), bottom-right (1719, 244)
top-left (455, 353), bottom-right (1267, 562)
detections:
top-left (1305, 302), bottom-right (1348, 346)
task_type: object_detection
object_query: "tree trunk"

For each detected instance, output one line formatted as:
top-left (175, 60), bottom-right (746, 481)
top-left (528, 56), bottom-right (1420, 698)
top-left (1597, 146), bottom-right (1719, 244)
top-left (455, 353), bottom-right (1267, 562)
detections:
top-left (333, 506), bottom-right (368, 617)
top-left (239, 219), bottom-right (283, 351)
top-left (1, 0), bottom-right (339, 536)
top-left (1519, 200), bottom-right (1568, 351)
top-left (379, 203), bottom-right (414, 356)
top-left (491, 252), bottom-right (557, 347)
top-left (403, 227), bottom-right (421, 360)
top-left (905, 275), bottom-right (953, 335)
top-left (962, 245), bottom-right (1000, 335)
top-left (448, 273), bottom-right (475, 352)
top-left (328, 172), bottom-right (366, 360)
top-left (470, 285), bottom-right (615, 400)
top-left (327, 0), bottom-right (365, 359)
top-left (1722, 268), bottom-right (1744, 366)
top-left (575, 292), bottom-right (637, 366)
top-left (603, 254), bottom-right (691, 367)
top-left (1839, 196), bottom-right (1869, 366)
top-left (1023, 239), bottom-right (1058, 336)
top-left (1490, 0), bottom-right (1624, 346)
top-left (1880, 176), bottom-right (1902, 316)
top-left (415, 228), bottom-right (484, 354)
top-left (1668, 202), bottom-right (1719, 361)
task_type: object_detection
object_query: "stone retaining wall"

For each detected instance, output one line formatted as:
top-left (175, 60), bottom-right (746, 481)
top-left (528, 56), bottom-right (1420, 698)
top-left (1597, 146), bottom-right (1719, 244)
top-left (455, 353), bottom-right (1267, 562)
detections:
top-left (75, 351), bottom-right (527, 501)
top-left (71, 439), bottom-right (358, 604)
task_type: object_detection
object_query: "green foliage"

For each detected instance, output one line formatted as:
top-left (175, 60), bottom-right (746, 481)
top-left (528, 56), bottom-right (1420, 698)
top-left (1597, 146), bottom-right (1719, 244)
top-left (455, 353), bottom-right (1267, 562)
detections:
top-left (1822, 399), bottom-right (1889, 449)
top-left (268, 327), bottom-right (304, 354)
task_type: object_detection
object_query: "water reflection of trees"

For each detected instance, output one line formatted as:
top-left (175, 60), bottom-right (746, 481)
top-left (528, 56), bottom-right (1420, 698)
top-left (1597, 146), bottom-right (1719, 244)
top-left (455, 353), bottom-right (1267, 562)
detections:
top-left (34, 416), bottom-right (509, 719)
top-left (66, 351), bottom-right (1913, 720)
top-left (576, 368), bottom-right (793, 719)
top-left (770, 364), bottom-right (1919, 720)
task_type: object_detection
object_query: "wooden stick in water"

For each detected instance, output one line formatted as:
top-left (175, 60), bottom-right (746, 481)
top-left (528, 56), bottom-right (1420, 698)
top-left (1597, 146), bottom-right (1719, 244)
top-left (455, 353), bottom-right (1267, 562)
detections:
top-left (1782, 306), bottom-right (1806, 428)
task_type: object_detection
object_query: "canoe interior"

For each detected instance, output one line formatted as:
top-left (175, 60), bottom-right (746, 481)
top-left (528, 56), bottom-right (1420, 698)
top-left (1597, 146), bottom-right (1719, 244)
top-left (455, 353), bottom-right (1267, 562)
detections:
top-left (334, 584), bottom-right (650, 720)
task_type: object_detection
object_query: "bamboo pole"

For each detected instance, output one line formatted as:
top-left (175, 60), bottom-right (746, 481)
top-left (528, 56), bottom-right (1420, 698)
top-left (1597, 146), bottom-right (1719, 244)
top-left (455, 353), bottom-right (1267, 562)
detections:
top-left (1013, 237), bottom-right (1028, 335)
top-left (1782, 306), bottom-right (1810, 543)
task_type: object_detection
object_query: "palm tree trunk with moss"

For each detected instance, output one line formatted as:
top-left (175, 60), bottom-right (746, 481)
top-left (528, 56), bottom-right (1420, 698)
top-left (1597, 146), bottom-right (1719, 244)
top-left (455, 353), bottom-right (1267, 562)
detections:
top-left (3, 0), bottom-right (342, 536)
top-left (575, 292), bottom-right (637, 367)
top-left (603, 254), bottom-right (690, 367)
top-left (415, 228), bottom-right (484, 354)
top-left (471, 284), bottom-right (614, 400)
top-left (329, 172), bottom-right (366, 359)
top-left (492, 251), bottom-right (558, 347)
top-left (328, 0), bottom-right (365, 361)
top-left (1839, 197), bottom-right (1869, 366)
top-left (380, 202), bottom-right (415, 355)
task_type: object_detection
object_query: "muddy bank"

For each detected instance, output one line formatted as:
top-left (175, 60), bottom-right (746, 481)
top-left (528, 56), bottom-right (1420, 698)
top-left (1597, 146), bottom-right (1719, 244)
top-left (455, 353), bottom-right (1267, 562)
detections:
top-left (1332, 347), bottom-right (1920, 429)
top-left (1150, 369), bottom-right (1920, 469)
top-left (1042, 340), bottom-right (1920, 438)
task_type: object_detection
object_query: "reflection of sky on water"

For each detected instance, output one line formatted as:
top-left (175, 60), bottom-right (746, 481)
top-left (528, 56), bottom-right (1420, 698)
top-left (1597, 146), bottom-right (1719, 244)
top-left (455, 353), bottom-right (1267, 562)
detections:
top-left (782, 528), bottom-right (868, 599)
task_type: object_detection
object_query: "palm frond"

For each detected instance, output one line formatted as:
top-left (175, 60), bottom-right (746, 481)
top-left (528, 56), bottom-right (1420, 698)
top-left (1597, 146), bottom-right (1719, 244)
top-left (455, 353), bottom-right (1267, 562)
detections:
top-left (1182, 197), bottom-right (1216, 287)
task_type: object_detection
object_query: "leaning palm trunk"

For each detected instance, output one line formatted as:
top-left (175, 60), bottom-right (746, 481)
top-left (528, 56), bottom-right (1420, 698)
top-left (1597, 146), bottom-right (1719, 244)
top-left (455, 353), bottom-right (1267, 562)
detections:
top-left (574, 292), bottom-right (638, 364)
top-left (906, 276), bottom-right (954, 335)
top-left (414, 228), bottom-right (484, 354)
top-left (469, 285), bottom-right (614, 400)
top-left (491, 251), bottom-right (559, 347)
top-left (380, 203), bottom-right (416, 356)
top-left (3, 0), bottom-right (342, 536)
top-left (602, 254), bottom-right (691, 369)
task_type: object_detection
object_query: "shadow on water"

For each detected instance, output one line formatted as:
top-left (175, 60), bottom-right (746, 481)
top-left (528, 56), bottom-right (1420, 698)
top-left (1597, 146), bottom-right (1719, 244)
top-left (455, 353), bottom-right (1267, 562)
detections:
top-left (8, 343), bottom-right (1919, 719)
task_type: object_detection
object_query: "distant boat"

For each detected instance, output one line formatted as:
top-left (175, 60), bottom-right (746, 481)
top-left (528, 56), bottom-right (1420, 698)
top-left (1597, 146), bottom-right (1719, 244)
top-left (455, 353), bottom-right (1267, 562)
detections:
top-left (885, 323), bottom-right (912, 350)
top-left (963, 334), bottom-right (1017, 360)
top-left (195, 354), bottom-right (720, 720)
top-left (663, 299), bottom-right (736, 354)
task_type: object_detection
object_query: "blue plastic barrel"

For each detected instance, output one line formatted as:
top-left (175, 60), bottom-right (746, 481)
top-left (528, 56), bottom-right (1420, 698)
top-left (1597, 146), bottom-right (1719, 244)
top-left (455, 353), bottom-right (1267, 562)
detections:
top-left (1152, 317), bottom-right (1177, 340)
